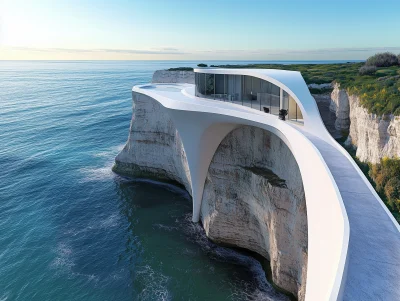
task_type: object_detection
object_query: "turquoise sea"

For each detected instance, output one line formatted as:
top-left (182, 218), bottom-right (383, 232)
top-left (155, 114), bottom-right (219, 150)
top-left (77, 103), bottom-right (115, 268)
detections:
top-left (0, 60), bottom-right (355, 301)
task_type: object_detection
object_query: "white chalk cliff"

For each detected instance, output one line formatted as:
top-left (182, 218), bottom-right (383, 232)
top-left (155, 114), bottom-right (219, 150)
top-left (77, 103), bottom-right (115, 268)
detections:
top-left (328, 82), bottom-right (400, 163)
top-left (202, 126), bottom-right (307, 300)
top-left (114, 71), bottom-right (308, 299)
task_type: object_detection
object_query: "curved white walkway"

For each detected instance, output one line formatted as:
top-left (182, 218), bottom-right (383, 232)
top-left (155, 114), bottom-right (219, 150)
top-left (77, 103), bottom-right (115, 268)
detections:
top-left (132, 69), bottom-right (400, 300)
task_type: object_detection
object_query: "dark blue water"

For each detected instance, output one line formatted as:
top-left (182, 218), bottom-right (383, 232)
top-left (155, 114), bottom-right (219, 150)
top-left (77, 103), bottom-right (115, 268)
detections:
top-left (0, 61), bottom-right (301, 301)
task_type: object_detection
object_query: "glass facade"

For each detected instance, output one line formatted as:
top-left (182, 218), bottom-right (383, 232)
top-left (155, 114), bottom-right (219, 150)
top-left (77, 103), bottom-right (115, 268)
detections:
top-left (194, 72), bottom-right (303, 123)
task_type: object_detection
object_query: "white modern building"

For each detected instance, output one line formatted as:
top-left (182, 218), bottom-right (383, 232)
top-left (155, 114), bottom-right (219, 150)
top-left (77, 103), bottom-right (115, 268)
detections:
top-left (131, 68), bottom-right (400, 301)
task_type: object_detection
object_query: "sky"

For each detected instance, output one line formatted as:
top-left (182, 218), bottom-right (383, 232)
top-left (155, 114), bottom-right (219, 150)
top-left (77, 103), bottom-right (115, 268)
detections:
top-left (0, 0), bottom-right (400, 60)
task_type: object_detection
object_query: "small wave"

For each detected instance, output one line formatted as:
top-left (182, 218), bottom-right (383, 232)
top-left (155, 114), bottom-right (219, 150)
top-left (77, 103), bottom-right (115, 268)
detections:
top-left (79, 162), bottom-right (115, 182)
top-left (0, 292), bottom-right (9, 301)
top-left (152, 223), bottom-right (178, 232)
top-left (50, 242), bottom-right (101, 284)
top-left (63, 212), bottom-right (121, 236)
top-left (50, 242), bottom-right (75, 272)
top-left (79, 144), bottom-right (124, 182)
top-left (93, 144), bottom-right (125, 158)
top-left (98, 212), bottom-right (120, 229)
top-left (136, 265), bottom-right (171, 301)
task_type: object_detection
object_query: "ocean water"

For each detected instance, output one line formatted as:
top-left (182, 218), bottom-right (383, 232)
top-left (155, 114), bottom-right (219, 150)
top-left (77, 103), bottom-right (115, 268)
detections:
top-left (0, 60), bottom-right (298, 301)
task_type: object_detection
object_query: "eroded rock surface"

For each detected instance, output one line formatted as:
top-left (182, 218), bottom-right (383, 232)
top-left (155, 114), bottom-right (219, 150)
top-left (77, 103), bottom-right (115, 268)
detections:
top-left (113, 92), bottom-right (192, 192)
top-left (201, 126), bottom-right (308, 300)
top-left (330, 82), bottom-right (350, 132)
top-left (326, 83), bottom-right (400, 163)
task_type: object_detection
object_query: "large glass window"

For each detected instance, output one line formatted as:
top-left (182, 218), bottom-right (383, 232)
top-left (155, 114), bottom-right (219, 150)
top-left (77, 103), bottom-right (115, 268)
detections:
top-left (215, 74), bottom-right (225, 100)
top-left (196, 72), bottom-right (206, 97)
top-left (282, 90), bottom-right (289, 111)
top-left (252, 77), bottom-right (262, 111)
top-left (194, 71), bottom-right (303, 124)
top-left (243, 75), bottom-right (253, 108)
top-left (225, 75), bottom-right (242, 104)
top-left (205, 74), bottom-right (215, 99)
top-left (287, 93), bottom-right (303, 122)
top-left (260, 80), bottom-right (276, 114)
top-left (270, 83), bottom-right (280, 115)
top-left (195, 72), bottom-right (200, 97)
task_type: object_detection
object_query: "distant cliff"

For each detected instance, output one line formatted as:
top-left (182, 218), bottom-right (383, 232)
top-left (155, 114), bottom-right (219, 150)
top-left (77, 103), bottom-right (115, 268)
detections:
top-left (113, 71), bottom-right (308, 300)
top-left (152, 70), bottom-right (194, 84)
top-left (326, 83), bottom-right (400, 163)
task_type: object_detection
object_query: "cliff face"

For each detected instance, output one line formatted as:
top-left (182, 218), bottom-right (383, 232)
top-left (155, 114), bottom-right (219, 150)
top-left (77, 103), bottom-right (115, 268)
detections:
top-left (201, 126), bottom-right (307, 300)
top-left (113, 92), bottom-right (192, 192)
top-left (329, 83), bottom-right (350, 132)
top-left (328, 83), bottom-right (400, 163)
top-left (114, 75), bottom-right (308, 299)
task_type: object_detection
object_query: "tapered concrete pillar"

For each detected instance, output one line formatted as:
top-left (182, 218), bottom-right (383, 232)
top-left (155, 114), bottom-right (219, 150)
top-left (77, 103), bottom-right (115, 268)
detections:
top-left (168, 110), bottom-right (237, 222)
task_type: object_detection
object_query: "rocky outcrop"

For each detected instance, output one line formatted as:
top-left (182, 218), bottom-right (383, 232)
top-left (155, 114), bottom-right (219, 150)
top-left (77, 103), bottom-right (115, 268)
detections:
top-left (201, 126), bottom-right (308, 300)
top-left (152, 70), bottom-right (194, 84)
top-left (308, 83), bottom-right (332, 90)
top-left (113, 92), bottom-right (192, 191)
top-left (114, 82), bottom-right (308, 299)
top-left (347, 99), bottom-right (400, 163)
top-left (327, 83), bottom-right (400, 163)
top-left (330, 82), bottom-right (350, 132)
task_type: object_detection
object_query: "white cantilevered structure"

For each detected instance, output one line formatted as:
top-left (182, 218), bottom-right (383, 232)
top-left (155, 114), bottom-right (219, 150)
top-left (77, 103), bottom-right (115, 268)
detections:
top-left (132, 68), bottom-right (400, 301)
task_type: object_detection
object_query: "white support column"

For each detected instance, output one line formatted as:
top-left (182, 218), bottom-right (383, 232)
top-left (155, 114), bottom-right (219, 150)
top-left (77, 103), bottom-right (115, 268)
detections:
top-left (280, 87), bottom-right (283, 109)
top-left (168, 109), bottom-right (237, 222)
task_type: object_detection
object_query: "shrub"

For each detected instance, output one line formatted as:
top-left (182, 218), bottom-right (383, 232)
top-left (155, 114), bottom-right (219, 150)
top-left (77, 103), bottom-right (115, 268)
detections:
top-left (369, 157), bottom-right (400, 215)
top-left (197, 63), bottom-right (207, 67)
top-left (359, 65), bottom-right (377, 75)
top-left (365, 52), bottom-right (399, 67)
top-left (167, 67), bottom-right (193, 71)
top-left (384, 177), bottom-right (400, 200)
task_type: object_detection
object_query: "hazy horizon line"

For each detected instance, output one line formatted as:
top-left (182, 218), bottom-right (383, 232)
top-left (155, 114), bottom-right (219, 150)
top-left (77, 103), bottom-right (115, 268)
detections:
top-left (0, 59), bottom-right (366, 62)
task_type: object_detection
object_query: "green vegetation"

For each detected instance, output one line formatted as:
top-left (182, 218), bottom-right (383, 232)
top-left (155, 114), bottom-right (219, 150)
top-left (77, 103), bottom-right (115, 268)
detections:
top-left (197, 63), bottom-right (208, 67)
top-left (365, 52), bottom-right (399, 67)
top-left (369, 157), bottom-right (400, 222)
top-left (339, 142), bottom-right (400, 223)
top-left (167, 67), bottom-right (194, 71)
top-left (359, 65), bottom-right (377, 75)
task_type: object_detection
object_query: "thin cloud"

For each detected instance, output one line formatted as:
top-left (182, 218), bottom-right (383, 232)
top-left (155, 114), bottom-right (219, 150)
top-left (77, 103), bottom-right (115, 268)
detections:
top-left (2, 45), bottom-right (399, 59)
top-left (254, 47), bottom-right (400, 56)
top-left (1, 46), bottom-right (187, 55)
top-left (195, 47), bottom-right (400, 55)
